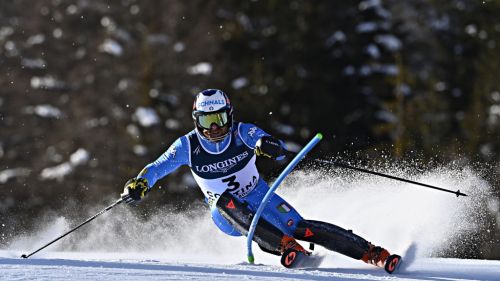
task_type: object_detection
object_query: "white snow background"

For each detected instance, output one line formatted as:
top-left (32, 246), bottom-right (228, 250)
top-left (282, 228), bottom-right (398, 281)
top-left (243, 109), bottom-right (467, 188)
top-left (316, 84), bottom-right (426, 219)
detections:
top-left (1, 163), bottom-right (499, 280)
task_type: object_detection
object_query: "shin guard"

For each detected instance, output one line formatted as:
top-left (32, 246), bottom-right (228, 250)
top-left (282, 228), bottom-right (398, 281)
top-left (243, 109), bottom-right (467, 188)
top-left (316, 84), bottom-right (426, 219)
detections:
top-left (293, 220), bottom-right (371, 259)
top-left (216, 191), bottom-right (283, 255)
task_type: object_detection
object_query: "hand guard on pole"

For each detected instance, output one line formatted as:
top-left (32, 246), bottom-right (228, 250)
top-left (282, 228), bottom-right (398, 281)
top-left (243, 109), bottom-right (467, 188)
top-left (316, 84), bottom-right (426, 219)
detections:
top-left (255, 136), bottom-right (284, 159)
top-left (121, 178), bottom-right (149, 204)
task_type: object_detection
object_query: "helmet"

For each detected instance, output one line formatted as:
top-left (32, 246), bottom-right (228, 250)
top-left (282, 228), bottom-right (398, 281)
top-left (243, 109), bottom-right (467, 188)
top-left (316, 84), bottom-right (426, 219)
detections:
top-left (192, 89), bottom-right (233, 142)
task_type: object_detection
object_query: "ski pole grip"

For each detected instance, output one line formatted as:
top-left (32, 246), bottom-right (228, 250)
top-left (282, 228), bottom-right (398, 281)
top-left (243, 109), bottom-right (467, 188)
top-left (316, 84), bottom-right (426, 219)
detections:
top-left (246, 133), bottom-right (323, 263)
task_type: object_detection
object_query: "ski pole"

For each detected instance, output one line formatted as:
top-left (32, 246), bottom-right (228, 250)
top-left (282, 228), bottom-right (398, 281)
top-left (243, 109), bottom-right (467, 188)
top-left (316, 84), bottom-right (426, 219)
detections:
top-left (247, 133), bottom-right (323, 264)
top-left (314, 158), bottom-right (468, 197)
top-left (21, 198), bottom-right (124, 259)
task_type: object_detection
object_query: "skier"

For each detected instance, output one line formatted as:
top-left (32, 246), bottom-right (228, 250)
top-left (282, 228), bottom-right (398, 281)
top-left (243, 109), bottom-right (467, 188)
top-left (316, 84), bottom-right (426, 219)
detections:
top-left (120, 89), bottom-right (401, 273)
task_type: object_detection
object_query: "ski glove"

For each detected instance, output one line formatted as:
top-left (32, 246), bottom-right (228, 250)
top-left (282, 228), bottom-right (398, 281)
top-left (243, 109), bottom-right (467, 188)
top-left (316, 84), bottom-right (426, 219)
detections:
top-left (121, 178), bottom-right (149, 204)
top-left (255, 136), bottom-right (284, 159)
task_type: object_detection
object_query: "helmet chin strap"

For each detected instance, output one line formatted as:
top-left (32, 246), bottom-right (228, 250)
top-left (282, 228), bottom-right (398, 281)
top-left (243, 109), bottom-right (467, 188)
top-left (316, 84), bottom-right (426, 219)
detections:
top-left (207, 134), bottom-right (227, 142)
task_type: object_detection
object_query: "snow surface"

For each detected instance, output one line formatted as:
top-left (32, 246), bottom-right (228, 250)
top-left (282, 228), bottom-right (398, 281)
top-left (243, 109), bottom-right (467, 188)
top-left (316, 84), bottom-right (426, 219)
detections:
top-left (0, 251), bottom-right (498, 281)
top-left (2, 164), bottom-right (499, 280)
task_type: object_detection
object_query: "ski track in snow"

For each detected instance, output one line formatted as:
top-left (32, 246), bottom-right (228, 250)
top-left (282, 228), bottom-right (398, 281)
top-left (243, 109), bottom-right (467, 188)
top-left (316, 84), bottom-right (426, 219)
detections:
top-left (2, 165), bottom-right (499, 280)
top-left (1, 251), bottom-right (499, 281)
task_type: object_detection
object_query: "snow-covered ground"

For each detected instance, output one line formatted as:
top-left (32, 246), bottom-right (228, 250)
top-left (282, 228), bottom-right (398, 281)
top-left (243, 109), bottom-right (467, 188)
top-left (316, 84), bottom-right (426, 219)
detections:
top-left (1, 251), bottom-right (499, 280)
top-left (2, 164), bottom-right (499, 280)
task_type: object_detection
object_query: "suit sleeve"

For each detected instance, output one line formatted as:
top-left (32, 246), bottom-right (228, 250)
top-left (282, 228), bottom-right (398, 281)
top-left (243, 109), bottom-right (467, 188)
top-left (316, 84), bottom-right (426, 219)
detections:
top-left (238, 123), bottom-right (287, 159)
top-left (136, 136), bottom-right (190, 188)
top-left (238, 123), bottom-right (270, 148)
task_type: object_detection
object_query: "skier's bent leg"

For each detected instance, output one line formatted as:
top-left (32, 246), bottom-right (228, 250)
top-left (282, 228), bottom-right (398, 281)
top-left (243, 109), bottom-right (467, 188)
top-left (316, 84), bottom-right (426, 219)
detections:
top-left (215, 191), bottom-right (307, 256)
top-left (294, 220), bottom-right (391, 267)
top-left (210, 205), bottom-right (242, 237)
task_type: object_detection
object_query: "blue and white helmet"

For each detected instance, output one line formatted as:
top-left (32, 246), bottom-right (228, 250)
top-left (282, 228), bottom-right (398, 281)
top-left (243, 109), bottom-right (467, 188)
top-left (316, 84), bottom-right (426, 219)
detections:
top-left (192, 89), bottom-right (233, 142)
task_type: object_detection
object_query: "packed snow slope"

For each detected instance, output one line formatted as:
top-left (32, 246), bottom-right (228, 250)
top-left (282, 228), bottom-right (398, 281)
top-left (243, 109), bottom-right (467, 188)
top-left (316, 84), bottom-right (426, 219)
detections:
top-left (2, 164), bottom-right (499, 280)
top-left (1, 251), bottom-right (499, 280)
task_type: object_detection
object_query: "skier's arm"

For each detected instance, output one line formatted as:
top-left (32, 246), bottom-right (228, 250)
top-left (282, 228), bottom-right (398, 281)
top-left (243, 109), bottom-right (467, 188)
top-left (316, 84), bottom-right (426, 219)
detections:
top-left (239, 123), bottom-right (286, 160)
top-left (121, 137), bottom-right (189, 203)
top-left (137, 137), bottom-right (190, 187)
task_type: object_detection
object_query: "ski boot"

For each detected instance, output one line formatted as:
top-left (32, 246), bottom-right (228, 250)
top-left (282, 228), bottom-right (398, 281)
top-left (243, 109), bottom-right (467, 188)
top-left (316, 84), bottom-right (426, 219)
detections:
top-left (361, 243), bottom-right (402, 274)
top-left (280, 236), bottom-right (311, 268)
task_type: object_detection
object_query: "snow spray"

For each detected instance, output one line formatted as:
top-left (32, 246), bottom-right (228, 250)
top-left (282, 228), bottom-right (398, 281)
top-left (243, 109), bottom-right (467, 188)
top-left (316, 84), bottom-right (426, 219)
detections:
top-left (5, 162), bottom-right (494, 266)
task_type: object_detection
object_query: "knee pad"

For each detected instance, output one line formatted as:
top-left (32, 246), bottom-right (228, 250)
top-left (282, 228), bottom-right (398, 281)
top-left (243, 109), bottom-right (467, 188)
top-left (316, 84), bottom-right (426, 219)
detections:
top-left (210, 205), bottom-right (242, 237)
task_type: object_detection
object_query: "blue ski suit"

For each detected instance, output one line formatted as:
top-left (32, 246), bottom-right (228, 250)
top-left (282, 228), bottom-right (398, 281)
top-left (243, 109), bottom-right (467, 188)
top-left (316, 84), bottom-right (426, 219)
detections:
top-left (136, 122), bottom-right (303, 237)
top-left (135, 122), bottom-right (382, 262)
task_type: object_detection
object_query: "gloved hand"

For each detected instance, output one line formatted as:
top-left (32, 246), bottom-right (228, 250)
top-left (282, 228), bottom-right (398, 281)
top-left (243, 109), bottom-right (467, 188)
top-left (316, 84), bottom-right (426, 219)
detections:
top-left (121, 178), bottom-right (149, 204)
top-left (255, 136), bottom-right (284, 159)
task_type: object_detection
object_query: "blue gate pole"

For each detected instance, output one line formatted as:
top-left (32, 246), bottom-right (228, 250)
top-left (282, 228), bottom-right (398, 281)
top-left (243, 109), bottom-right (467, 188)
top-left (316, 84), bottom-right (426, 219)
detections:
top-left (246, 133), bottom-right (323, 263)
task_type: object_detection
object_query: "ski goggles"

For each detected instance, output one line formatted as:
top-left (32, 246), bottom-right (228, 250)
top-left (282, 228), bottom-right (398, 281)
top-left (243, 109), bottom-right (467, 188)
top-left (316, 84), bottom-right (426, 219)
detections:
top-left (193, 110), bottom-right (229, 130)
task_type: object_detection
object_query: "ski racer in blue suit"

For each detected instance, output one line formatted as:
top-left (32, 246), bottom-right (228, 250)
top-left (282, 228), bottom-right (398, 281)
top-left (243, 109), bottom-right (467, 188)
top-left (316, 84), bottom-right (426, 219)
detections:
top-left (120, 89), bottom-right (401, 272)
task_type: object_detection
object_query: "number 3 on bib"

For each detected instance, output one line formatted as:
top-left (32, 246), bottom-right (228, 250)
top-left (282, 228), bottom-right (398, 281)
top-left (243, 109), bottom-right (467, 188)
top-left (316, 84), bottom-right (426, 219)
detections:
top-left (222, 175), bottom-right (258, 198)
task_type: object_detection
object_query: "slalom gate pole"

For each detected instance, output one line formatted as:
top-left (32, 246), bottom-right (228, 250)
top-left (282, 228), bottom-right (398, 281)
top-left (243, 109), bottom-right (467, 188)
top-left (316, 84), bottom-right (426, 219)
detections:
top-left (246, 133), bottom-right (323, 264)
top-left (21, 198), bottom-right (124, 259)
top-left (314, 159), bottom-right (468, 197)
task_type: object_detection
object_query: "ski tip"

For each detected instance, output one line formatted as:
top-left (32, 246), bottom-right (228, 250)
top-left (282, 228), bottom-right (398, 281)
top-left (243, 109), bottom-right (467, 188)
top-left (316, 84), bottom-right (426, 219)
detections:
top-left (315, 133), bottom-right (323, 140)
top-left (384, 254), bottom-right (402, 274)
top-left (280, 248), bottom-right (325, 269)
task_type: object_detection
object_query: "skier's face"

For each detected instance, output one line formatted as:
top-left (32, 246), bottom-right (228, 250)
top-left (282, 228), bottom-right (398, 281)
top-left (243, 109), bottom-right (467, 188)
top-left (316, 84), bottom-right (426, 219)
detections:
top-left (202, 122), bottom-right (230, 142)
